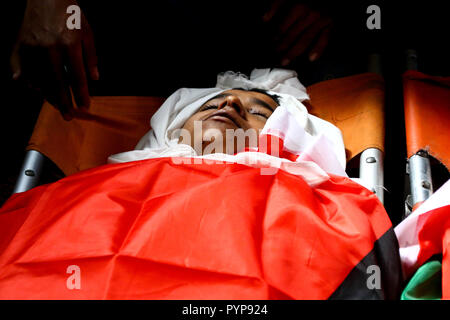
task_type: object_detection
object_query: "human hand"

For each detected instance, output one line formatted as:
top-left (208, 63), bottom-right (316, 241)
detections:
top-left (262, 0), bottom-right (333, 66)
top-left (11, 0), bottom-right (98, 120)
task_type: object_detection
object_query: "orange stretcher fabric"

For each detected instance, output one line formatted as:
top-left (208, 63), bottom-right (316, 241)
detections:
top-left (27, 73), bottom-right (385, 176)
top-left (305, 72), bottom-right (385, 161)
top-left (27, 96), bottom-right (165, 176)
top-left (403, 70), bottom-right (450, 170)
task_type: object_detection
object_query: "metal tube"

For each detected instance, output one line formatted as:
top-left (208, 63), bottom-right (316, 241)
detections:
top-left (13, 150), bottom-right (46, 194)
top-left (363, 54), bottom-right (384, 204)
top-left (405, 49), bottom-right (418, 71)
top-left (360, 148), bottom-right (384, 204)
top-left (408, 152), bottom-right (433, 206)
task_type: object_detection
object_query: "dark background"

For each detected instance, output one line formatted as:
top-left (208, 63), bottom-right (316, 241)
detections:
top-left (2, 0), bottom-right (450, 225)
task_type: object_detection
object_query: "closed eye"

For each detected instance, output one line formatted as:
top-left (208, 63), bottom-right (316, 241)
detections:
top-left (249, 109), bottom-right (270, 119)
top-left (251, 112), bottom-right (269, 119)
top-left (200, 105), bottom-right (218, 112)
top-left (200, 104), bottom-right (271, 119)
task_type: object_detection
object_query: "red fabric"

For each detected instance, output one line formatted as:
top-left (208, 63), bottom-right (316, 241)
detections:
top-left (416, 204), bottom-right (450, 299)
top-left (0, 158), bottom-right (391, 299)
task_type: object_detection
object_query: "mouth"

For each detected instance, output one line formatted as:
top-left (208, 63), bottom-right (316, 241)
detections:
top-left (205, 110), bottom-right (241, 128)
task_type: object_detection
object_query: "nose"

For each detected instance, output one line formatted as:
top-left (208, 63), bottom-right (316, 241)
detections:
top-left (218, 95), bottom-right (247, 119)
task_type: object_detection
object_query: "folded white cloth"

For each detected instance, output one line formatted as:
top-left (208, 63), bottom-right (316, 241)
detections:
top-left (108, 68), bottom-right (347, 176)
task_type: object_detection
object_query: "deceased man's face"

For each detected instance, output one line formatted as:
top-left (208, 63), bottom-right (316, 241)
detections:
top-left (179, 89), bottom-right (279, 155)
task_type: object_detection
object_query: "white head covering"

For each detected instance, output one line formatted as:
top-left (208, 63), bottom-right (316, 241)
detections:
top-left (216, 68), bottom-right (309, 101)
top-left (108, 68), bottom-right (347, 175)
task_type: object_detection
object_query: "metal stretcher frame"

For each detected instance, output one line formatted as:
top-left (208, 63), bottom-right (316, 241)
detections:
top-left (13, 150), bottom-right (45, 194)
top-left (13, 55), bottom-right (386, 205)
top-left (403, 49), bottom-right (434, 215)
top-left (360, 53), bottom-right (384, 204)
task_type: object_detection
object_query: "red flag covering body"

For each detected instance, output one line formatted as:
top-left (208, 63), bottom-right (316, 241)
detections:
top-left (0, 157), bottom-right (400, 299)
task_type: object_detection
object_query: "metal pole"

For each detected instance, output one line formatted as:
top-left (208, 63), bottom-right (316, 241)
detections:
top-left (360, 148), bottom-right (384, 204)
top-left (404, 49), bottom-right (433, 209)
top-left (360, 53), bottom-right (384, 204)
top-left (405, 49), bottom-right (418, 71)
top-left (408, 151), bottom-right (433, 208)
top-left (12, 150), bottom-right (46, 194)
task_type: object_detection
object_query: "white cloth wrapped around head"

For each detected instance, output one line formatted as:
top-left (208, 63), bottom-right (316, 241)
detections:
top-left (108, 68), bottom-right (347, 176)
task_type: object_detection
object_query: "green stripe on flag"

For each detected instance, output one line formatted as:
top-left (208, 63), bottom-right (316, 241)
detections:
top-left (401, 260), bottom-right (442, 300)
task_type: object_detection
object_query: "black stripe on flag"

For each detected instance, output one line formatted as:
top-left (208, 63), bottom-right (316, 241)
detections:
top-left (329, 228), bottom-right (403, 300)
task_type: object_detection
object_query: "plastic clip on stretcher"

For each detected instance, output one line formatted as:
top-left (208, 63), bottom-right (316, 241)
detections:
top-left (403, 49), bottom-right (450, 216)
top-left (13, 55), bottom-right (386, 205)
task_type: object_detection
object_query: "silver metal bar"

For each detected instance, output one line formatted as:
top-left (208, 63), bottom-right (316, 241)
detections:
top-left (408, 152), bottom-right (433, 207)
top-left (405, 49), bottom-right (418, 71)
top-left (360, 148), bottom-right (384, 204)
top-left (403, 49), bottom-right (424, 218)
top-left (360, 54), bottom-right (384, 204)
top-left (13, 150), bottom-right (46, 194)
